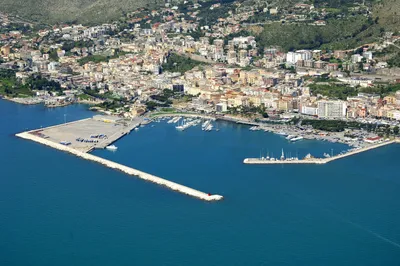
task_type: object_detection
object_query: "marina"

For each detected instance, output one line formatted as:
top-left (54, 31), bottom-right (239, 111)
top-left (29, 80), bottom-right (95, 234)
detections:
top-left (244, 139), bottom-right (398, 164)
top-left (4, 100), bottom-right (400, 265)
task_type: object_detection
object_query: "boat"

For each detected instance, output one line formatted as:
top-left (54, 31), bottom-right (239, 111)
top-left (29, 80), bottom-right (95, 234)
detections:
top-left (106, 145), bottom-right (118, 151)
top-left (286, 135), bottom-right (295, 140)
top-left (277, 131), bottom-right (287, 136)
top-left (304, 153), bottom-right (314, 159)
top-left (202, 120), bottom-right (211, 131)
top-left (290, 136), bottom-right (304, 142)
top-left (323, 153), bottom-right (331, 158)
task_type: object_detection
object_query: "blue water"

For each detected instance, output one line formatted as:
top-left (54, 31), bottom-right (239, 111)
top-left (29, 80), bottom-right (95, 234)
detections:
top-left (1, 99), bottom-right (400, 265)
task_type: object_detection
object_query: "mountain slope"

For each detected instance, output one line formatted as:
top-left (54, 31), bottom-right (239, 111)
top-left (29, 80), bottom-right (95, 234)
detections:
top-left (1, 0), bottom-right (161, 25)
top-left (373, 0), bottom-right (400, 32)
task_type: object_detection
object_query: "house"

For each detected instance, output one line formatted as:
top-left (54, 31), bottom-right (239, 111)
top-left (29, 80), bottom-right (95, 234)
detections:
top-left (364, 136), bottom-right (381, 143)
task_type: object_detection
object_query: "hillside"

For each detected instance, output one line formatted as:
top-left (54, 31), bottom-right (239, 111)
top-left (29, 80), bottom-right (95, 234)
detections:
top-left (1, 0), bottom-right (162, 25)
top-left (251, 0), bottom-right (400, 51)
top-left (373, 0), bottom-right (400, 33)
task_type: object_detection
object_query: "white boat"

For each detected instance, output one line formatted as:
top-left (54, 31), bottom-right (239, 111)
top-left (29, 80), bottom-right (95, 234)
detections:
top-left (290, 136), bottom-right (304, 142)
top-left (106, 145), bottom-right (118, 151)
top-left (286, 135), bottom-right (296, 140)
top-left (202, 120), bottom-right (211, 130)
top-left (277, 131), bottom-right (287, 136)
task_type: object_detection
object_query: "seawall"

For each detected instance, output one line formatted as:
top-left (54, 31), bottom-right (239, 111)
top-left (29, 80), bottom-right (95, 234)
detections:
top-left (16, 132), bottom-right (223, 201)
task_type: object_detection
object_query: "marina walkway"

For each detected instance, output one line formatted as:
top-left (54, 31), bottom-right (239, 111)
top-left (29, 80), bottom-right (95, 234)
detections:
top-left (244, 140), bottom-right (398, 165)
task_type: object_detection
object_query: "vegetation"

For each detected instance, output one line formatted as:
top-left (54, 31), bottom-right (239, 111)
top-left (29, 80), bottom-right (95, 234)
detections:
top-left (227, 103), bottom-right (268, 118)
top-left (196, 0), bottom-right (236, 26)
top-left (62, 40), bottom-right (95, 52)
top-left (26, 74), bottom-right (62, 91)
top-left (78, 49), bottom-right (129, 65)
top-left (388, 53), bottom-right (400, 68)
top-left (309, 83), bottom-right (357, 100)
top-left (1, 0), bottom-right (163, 24)
top-left (0, 70), bottom-right (62, 97)
top-left (150, 89), bottom-right (174, 104)
top-left (0, 23), bottom-right (31, 34)
top-left (302, 118), bottom-right (399, 136)
top-left (0, 69), bottom-right (33, 97)
top-left (256, 15), bottom-right (380, 51)
top-left (145, 101), bottom-right (171, 111)
top-left (162, 54), bottom-right (204, 73)
top-left (96, 99), bottom-right (126, 110)
top-left (359, 83), bottom-right (400, 97)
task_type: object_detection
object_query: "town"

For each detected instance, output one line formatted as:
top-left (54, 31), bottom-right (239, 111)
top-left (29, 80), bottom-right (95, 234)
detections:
top-left (1, 0), bottom-right (400, 141)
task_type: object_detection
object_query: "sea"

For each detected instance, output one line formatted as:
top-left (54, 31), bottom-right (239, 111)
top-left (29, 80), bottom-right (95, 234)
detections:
top-left (1, 99), bottom-right (400, 266)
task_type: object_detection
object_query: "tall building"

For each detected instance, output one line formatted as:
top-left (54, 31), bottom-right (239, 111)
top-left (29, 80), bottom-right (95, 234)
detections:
top-left (317, 100), bottom-right (347, 118)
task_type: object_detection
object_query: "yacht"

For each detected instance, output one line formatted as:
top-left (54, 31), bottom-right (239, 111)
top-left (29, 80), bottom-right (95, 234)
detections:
top-left (106, 145), bottom-right (118, 151)
top-left (290, 136), bottom-right (304, 142)
top-left (286, 135), bottom-right (295, 140)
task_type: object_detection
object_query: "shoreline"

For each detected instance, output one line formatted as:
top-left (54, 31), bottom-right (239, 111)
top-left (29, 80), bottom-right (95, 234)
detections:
top-left (16, 130), bottom-right (223, 202)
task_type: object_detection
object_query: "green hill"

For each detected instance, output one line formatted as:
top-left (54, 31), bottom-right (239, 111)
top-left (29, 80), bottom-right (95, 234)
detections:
top-left (1, 0), bottom-right (162, 25)
top-left (373, 0), bottom-right (400, 33)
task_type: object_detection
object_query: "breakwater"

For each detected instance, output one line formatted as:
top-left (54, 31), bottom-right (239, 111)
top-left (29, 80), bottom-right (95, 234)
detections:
top-left (16, 131), bottom-right (223, 201)
top-left (244, 140), bottom-right (398, 165)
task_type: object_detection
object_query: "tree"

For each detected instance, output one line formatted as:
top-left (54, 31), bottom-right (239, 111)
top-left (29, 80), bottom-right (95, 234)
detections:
top-left (393, 126), bottom-right (399, 135)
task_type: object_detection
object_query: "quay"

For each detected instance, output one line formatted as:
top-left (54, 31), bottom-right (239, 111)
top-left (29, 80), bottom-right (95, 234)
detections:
top-left (16, 116), bottom-right (223, 201)
top-left (243, 139), bottom-right (399, 165)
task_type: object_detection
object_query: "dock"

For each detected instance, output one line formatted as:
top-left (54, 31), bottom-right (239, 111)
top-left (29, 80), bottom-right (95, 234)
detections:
top-left (244, 139), bottom-right (398, 165)
top-left (16, 116), bottom-right (223, 201)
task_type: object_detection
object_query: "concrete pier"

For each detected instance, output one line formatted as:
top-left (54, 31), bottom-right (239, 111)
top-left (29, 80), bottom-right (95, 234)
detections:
top-left (16, 131), bottom-right (223, 201)
top-left (244, 140), bottom-right (398, 165)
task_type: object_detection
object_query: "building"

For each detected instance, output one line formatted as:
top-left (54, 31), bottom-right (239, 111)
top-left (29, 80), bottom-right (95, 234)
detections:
top-left (0, 45), bottom-right (10, 57)
top-left (216, 102), bottom-right (228, 112)
top-left (317, 100), bottom-right (347, 118)
top-left (301, 106), bottom-right (318, 116)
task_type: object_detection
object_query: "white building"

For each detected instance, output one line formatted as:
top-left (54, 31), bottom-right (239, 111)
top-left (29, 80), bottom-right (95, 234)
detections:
top-left (216, 102), bottom-right (228, 112)
top-left (301, 106), bottom-right (318, 116)
top-left (286, 50), bottom-right (312, 64)
top-left (363, 51), bottom-right (373, 60)
top-left (317, 100), bottom-right (347, 118)
top-left (351, 54), bottom-right (363, 63)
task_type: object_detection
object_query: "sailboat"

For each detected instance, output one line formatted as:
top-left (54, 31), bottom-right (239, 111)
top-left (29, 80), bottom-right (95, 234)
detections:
top-left (280, 148), bottom-right (285, 160)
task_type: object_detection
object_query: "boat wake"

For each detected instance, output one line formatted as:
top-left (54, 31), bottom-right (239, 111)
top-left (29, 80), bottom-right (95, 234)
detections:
top-left (331, 211), bottom-right (400, 250)
top-left (285, 191), bottom-right (400, 250)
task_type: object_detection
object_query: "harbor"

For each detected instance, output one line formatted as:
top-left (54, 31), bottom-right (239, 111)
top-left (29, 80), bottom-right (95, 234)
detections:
top-left (29, 115), bottom-right (144, 152)
top-left (15, 115), bottom-right (223, 201)
top-left (244, 139), bottom-right (398, 165)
